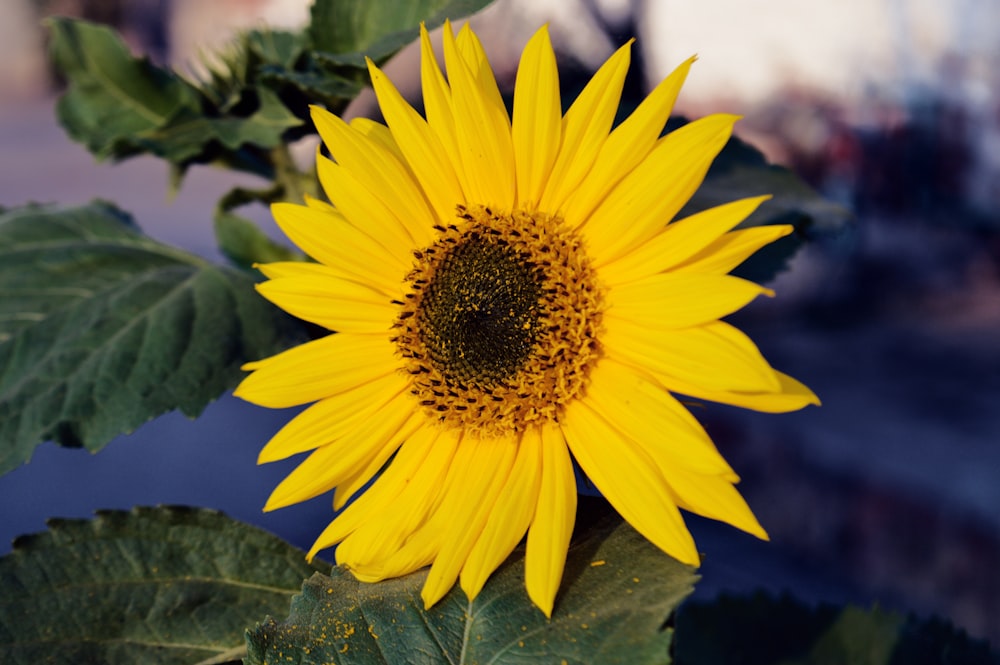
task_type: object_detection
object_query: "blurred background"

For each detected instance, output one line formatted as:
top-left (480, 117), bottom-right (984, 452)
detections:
top-left (1, 0), bottom-right (998, 645)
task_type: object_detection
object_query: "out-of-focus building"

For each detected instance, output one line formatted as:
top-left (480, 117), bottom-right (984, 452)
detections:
top-left (169, 0), bottom-right (310, 75)
top-left (0, 0), bottom-right (48, 103)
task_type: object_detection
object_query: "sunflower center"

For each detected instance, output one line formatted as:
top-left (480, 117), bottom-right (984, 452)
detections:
top-left (393, 205), bottom-right (605, 438)
top-left (418, 232), bottom-right (541, 386)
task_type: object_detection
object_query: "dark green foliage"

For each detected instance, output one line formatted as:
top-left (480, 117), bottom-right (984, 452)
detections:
top-left (308, 0), bottom-right (494, 65)
top-left (47, 17), bottom-right (200, 161)
top-left (47, 0), bottom-right (496, 184)
top-left (48, 19), bottom-right (301, 179)
top-left (0, 202), bottom-right (300, 474)
top-left (0, 506), bottom-right (326, 665)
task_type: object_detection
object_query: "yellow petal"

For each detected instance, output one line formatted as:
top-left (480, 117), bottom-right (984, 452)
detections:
top-left (235, 333), bottom-right (397, 408)
top-left (316, 154), bottom-right (416, 261)
top-left (420, 435), bottom-right (519, 608)
top-left (455, 21), bottom-right (506, 113)
top-left (563, 56), bottom-right (696, 225)
top-left (255, 261), bottom-right (330, 281)
top-left (604, 318), bottom-right (782, 393)
top-left (606, 272), bottom-right (772, 329)
top-left (419, 24), bottom-right (463, 187)
top-left (307, 424), bottom-right (441, 559)
top-left (353, 429), bottom-right (462, 581)
top-left (664, 466), bottom-right (768, 540)
top-left (303, 194), bottom-right (336, 214)
top-left (583, 359), bottom-right (737, 479)
top-left (583, 114), bottom-right (738, 266)
top-left (441, 21), bottom-right (515, 208)
top-left (562, 399), bottom-right (700, 566)
top-left (256, 274), bottom-right (394, 334)
top-left (525, 423), bottom-right (576, 618)
top-left (270, 203), bottom-right (407, 297)
top-left (312, 106), bottom-right (435, 246)
top-left (674, 224), bottom-right (795, 275)
top-left (335, 426), bottom-right (459, 567)
top-left (583, 363), bottom-right (765, 539)
top-left (511, 26), bottom-right (561, 208)
top-left (263, 408), bottom-right (421, 511)
top-left (367, 55), bottom-right (466, 223)
top-left (460, 428), bottom-right (543, 601)
top-left (454, 20), bottom-right (482, 67)
top-left (349, 117), bottom-right (405, 164)
top-left (333, 437), bottom-right (400, 510)
top-left (257, 371), bottom-right (409, 463)
top-left (538, 40), bottom-right (632, 213)
top-left (598, 196), bottom-right (771, 285)
top-left (659, 369), bottom-right (821, 413)
top-left (330, 416), bottom-right (435, 511)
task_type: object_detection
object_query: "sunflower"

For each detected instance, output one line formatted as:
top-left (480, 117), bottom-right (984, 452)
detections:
top-left (234, 21), bottom-right (818, 617)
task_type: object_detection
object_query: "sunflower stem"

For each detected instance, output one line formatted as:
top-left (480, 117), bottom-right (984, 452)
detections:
top-left (271, 143), bottom-right (320, 205)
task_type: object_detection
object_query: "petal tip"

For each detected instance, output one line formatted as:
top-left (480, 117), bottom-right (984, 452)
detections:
top-left (532, 594), bottom-right (555, 619)
top-left (309, 104), bottom-right (335, 125)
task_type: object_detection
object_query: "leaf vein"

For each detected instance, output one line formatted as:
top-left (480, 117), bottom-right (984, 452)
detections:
top-left (409, 589), bottom-right (457, 665)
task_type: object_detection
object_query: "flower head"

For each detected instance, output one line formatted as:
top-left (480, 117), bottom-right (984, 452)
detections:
top-left (235, 21), bottom-right (818, 617)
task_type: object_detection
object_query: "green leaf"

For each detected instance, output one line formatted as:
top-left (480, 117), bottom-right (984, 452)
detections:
top-left (799, 607), bottom-right (906, 665)
top-left (245, 513), bottom-right (698, 665)
top-left (246, 28), bottom-right (307, 70)
top-left (148, 87), bottom-right (302, 164)
top-left (50, 18), bottom-right (304, 183)
top-left (258, 64), bottom-right (364, 109)
top-left (47, 17), bottom-right (201, 161)
top-left (0, 202), bottom-right (301, 475)
top-left (308, 0), bottom-right (495, 66)
top-left (674, 593), bottom-right (999, 665)
top-left (0, 506), bottom-right (326, 665)
top-left (214, 207), bottom-right (304, 271)
top-left (674, 118), bottom-right (855, 284)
